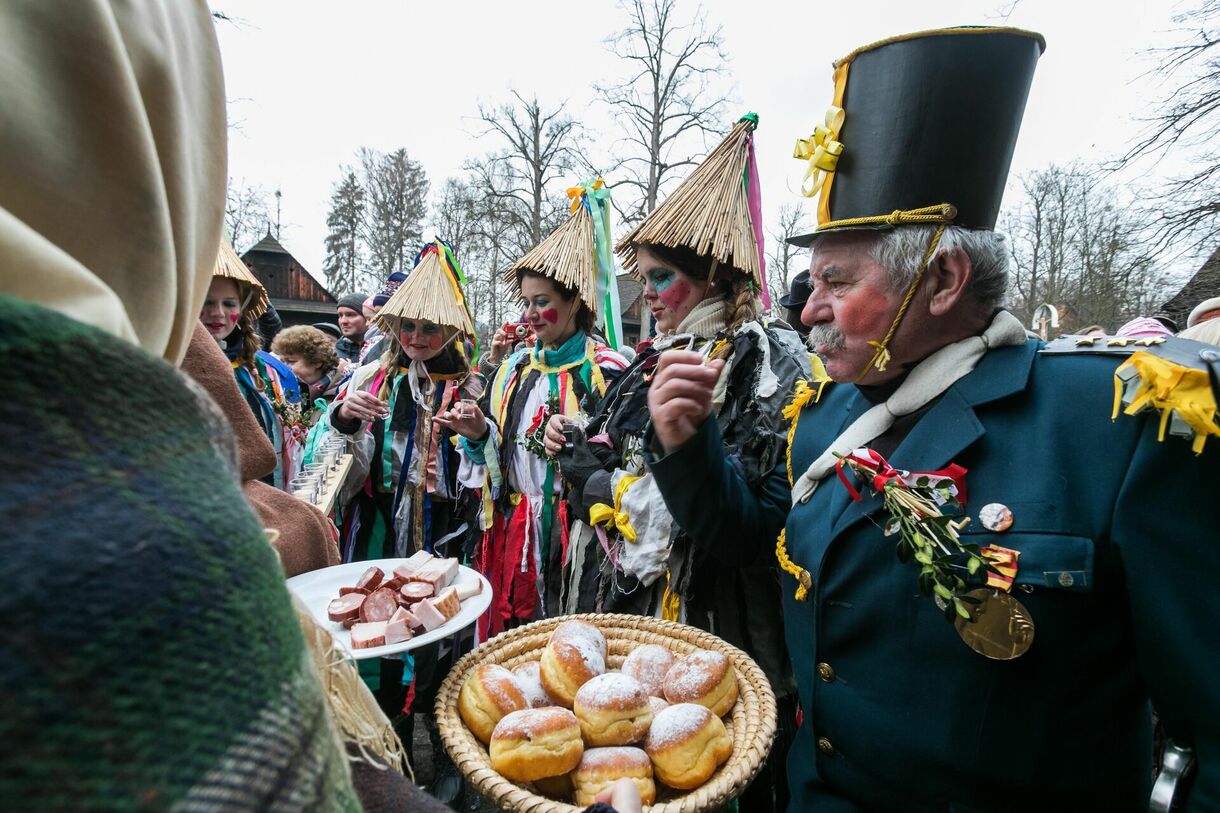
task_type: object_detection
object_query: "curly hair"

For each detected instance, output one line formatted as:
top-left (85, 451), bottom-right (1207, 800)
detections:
top-left (271, 325), bottom-right (339, 372)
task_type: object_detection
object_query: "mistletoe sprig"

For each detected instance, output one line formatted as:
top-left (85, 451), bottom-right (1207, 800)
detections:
top-left (835, 449), bottom-right (991, 623)
top-left (518, 391), bottom-right (563, 460)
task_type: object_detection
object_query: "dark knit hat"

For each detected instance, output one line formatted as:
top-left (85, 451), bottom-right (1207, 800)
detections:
top-left (336, 293), bottom-right (366, 314)
top-left (371, 272), bottom-right (407, 308)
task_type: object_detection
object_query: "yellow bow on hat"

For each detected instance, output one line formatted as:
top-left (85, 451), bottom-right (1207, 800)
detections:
top-left (793, 106), bottom-right (846, 198)
top-left (568, 177), bottom-right (605, 214)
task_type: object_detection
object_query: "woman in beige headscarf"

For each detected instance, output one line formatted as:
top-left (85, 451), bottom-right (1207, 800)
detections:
top-left (0, 3), bottom-right (388, 811)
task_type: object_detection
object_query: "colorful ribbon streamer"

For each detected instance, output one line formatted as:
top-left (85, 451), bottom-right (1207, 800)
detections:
top-left (741, 114), bottom-right (770, 310)
top-left (834, 447), bottom-right (968, 507)
top-left (568, 178), bottom-right (623, 350)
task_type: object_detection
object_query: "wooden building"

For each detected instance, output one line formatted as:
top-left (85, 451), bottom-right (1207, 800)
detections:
top-left (1162, 245), bottom-right (1220, 327)
top-left (618, 274), bottom-right (648, 348)
top-left (241, 230), bottom-right (337, 329)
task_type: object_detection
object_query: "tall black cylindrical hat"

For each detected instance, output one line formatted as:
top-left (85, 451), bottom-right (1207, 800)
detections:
top-left (790, 27), bottom-right (1045, 246)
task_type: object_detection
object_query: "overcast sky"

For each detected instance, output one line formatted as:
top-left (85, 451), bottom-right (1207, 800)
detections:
top-left (212, 0), bottom-right (1199, 287)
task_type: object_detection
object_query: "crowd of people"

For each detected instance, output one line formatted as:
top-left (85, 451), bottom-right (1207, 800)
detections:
top-left (3, 4), bottom-right (1219, 813)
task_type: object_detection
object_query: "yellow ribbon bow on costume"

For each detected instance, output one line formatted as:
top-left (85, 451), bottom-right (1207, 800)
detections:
top-left (793, 106), bottom-right (845, 198)
top-left (568, 177), bottom-right (605, 214)
top-left (588, 474), bottom-right (642, 542)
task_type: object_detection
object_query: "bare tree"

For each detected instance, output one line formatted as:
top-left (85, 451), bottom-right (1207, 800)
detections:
top-left (469, 92), bottom-right (584, 257)
top-left (431, 178), bottom-right (481, 262)
top-left (1116, 0), bottom-right (1220, 256)
top-left (765, 203), bottom-right (811, 316)
top-left (1003, 164), bottom-right (1175, 331)
top-left (598, 0), bottom-right (732, 224)
top-left (224, 178), bottom-right (270, 253)
top-left (433, 166), bottom-right (526, 337)
top-left (359, 147), bottom-right (429, 283)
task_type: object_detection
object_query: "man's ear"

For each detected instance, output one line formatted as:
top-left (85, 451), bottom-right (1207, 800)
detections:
top-left (925, 247), bottom-right (974, 316)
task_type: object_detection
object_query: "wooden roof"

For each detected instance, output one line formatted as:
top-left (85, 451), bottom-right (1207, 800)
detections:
top-left (1162, 245), bottom-right (1220, 325)
top-left (241, 230), bottom-right (335, 305)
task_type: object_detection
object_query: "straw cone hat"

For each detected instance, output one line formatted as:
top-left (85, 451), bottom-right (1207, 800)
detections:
top-left (376, 243), bottom-right (476, 340)
top-left (617, 116), bottom-right (761, 286)
top-left (505, 200), bottom-right (600, 313)
top-left (212, 238), bottom-right (269, 319)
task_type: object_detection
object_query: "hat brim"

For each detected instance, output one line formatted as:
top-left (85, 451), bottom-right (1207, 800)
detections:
top-left (787, 221), bottom-right (901, 248)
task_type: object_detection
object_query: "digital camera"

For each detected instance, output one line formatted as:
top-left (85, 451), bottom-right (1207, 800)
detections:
top-left (504, 322), bottom-right (534, 341)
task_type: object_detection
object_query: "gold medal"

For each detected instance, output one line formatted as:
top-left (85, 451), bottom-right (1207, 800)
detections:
top-left (954, 588), bottom-right (1035, 660)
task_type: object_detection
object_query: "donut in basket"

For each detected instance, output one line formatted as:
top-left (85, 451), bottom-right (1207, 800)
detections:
top-left (450, 618), bottom-right (749, 806)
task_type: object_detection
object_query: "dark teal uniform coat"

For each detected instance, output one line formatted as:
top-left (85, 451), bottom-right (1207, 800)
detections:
top-left (649, 338), bottom-right (1220, 812)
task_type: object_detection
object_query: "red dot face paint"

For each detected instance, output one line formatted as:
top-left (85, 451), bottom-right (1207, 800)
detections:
top-left (659, 279), bottom-right (692, 310)
top-left (228, 312), bottom-right (239, 325)
top-left (541, 307), bottom-right (559, 324)
top-left (427, 333), bottom-right (442, 350)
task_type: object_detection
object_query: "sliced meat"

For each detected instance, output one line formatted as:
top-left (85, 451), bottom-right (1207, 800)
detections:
top-left (411, 599), bottom-right (447, 632)
top-left (431, 586), bottom-right (461, 621)
top-left (392, 550), bottom-right (435, 581)
top-left (384, 607), bottom-right (413, 645)
top-left (355, 566), bottom-right (385, 592)
top-left (342, 616), bottom-right (360, 629)
top-left (327, 593), bottom-right (365, 623)
top-left (382, 576), bottom-right (406, 593)
top-left (359, 587), bottom-right (399, 623)
top-left (399, 581), bottom-right (434, 603)
top-left (351, 621), bottom-right (388, 649)
top-left (455, 578), bottom-right (483, 601)
top-left (338, 585), bottom-right (369, 597)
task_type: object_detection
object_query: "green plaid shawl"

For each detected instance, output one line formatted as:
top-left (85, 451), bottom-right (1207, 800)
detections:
top-left (0, 296), bottom-right (360, 812)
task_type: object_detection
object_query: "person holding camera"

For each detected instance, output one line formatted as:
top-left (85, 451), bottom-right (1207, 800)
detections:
top-left (436, 181), bottom-right (628, 638)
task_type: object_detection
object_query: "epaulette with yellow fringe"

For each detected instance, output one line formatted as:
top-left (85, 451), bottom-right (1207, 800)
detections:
top-left (1041, 334), bottom-right (1220, 454)
top-left (775, 355), bottom-right (836, 601)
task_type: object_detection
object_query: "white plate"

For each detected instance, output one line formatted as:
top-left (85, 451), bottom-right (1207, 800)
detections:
top-left (287, 558), bottom-right (491, 660)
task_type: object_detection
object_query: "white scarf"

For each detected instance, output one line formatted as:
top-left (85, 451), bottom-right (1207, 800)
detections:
top-left (652, 297), bottom-right (728, 350)
top-left (792, 310), bottom-right (1028, 504)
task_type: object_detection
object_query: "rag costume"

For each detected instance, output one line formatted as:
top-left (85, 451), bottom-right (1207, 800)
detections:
top-left (459, 180), bottom-right (628, 636)
top-left (560, 116), bottom-right (808, 813)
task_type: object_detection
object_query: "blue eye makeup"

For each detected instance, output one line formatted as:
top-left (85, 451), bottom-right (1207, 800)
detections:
top-left (648, 269), bottom-right (676, 294)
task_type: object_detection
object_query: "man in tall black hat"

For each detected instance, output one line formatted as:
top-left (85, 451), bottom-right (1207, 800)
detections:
top-left (780, 270), bottom-right (812, 337)
top-left (644, 27), bottom-right (1220, 811)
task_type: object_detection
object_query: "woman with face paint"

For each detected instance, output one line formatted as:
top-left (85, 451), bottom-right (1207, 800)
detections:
top-left (543, 116), bottom-right (810, 813)
top-left (440, 183), bottom-right (629, 637)
top-left (201, 239), bottom-right (304, 491)
top-left (327, 239), bottom-right (483, 795)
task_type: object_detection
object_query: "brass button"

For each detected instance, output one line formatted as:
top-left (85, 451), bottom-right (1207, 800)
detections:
top-left (816, 662), bottom-right (835, 682)
top-left (817, 736), bottom-right (835, 756)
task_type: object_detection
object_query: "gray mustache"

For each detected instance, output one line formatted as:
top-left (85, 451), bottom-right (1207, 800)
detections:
top-left (806, 324), bottom-right (846, 353)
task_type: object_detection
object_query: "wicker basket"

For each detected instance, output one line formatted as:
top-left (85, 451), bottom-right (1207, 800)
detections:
top-left (435, 613), bottom-right (778, 813)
